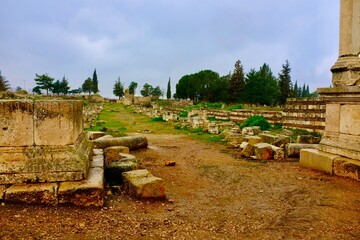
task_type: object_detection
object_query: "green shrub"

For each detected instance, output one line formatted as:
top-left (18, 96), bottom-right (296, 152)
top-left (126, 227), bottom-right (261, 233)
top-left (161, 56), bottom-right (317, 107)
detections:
top-left (179, 112), bottom-right (188, 118)
top-left (150, 116), bottom-right (165, 122)
top-left (225, 104), bottom-right (243, 111)
top-left (207, 117), bottom-right (217, 122)
top-left (240, 115), bottom-right (272, 130)
top-left (205, 103), bottom-right (223, 109)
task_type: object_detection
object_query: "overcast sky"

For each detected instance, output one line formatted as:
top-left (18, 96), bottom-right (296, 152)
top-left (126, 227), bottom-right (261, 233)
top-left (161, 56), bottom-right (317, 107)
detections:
top-left (0, 0), bottom-right (339, 98)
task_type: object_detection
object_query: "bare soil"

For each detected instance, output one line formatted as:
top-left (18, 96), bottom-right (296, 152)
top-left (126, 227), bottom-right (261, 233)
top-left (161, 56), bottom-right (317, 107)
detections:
top-left (1, 107), bottom-right (360, 239)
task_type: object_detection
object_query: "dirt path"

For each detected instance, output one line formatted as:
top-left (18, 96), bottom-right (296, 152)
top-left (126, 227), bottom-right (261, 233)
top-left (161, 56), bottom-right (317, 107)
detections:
top-left (1, 109), bottom-right (360, 239)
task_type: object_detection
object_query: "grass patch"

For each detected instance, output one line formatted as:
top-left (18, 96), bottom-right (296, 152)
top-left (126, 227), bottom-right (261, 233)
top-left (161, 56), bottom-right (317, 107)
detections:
top-left (150, 116), bottom-right (166, 122)
top-left (224, 104), bottom-right (243, 111)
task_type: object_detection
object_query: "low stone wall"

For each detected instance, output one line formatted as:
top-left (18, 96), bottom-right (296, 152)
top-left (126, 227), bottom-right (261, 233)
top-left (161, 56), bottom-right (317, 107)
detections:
top-left (283, 98), bottom-right (325, 132)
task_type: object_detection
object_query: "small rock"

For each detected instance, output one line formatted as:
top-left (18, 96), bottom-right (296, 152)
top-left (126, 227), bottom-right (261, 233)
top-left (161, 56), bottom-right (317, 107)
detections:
top-left (168, 199), bottom-right (175, 204)
top-left (1, 202), bottom-right (5, 206)
top-left (165, 161), bottom-right (176, 166)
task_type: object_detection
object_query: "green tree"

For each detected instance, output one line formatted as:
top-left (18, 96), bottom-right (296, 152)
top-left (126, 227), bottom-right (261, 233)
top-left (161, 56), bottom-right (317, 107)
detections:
top-left (34, 73), bottom-right (54, 95)
top-left (129, 81), bottom-right (138, 95)
top-left (0, 72), bottom-right (10, 91)
top-left (82, 77), bottom-right (94, 95)
top-left (293, 81), bottom-right (299, 97)
top-left (52, 76), bottom-right (70, 95)
top-left (140, 83), bottom-right (153, 97)
top-left (113, 77), bottom-right (124, 99)
top-left (229, 60), bottom-right (245, 103)
top-left (151, 85), bottom-right (162, 97)
top-left (92, 69), bottom-right (99, 93)
top-left (243, 63), bottom-right (281, 106)
top-left (278, 60), bottom-right (293, 105)
top-left (166, 77), bottom-right (171, 99)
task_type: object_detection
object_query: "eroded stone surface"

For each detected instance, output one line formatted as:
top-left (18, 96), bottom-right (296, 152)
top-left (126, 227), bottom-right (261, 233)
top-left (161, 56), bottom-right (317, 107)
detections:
top-left (88, 131), bottom-right (106, 140)
top-left (93, 136), bottom-right (148, 150)
top-left (122, 169), bottom-right (166, 199)
top-left (5, 183), bottom-right (58, 205)
top-left (286, 143), bottom-right (319, 158)
top-left (104, 146), bottom-right (130, 166)
top-left (0, 185), bottom-right (7, 200)
top-left (334, 157), bottom-right (360, 181)
top-left (300, 149), bottom-right (336, 174)
top-left (254, 143), bottom-right (273, 160)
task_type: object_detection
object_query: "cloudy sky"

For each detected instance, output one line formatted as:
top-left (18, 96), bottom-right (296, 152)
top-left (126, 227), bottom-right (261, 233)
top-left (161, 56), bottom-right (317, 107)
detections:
top-left (0, 0), bottom-right (339, 98)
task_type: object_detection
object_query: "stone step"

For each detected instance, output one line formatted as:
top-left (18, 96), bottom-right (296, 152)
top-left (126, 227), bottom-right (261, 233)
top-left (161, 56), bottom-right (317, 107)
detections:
top-left (105, 153), bottom-right (140, 185)
top-left (4, 183), bottom-right (58, 205)
top-left (122, 169), bottom-right (166, 199)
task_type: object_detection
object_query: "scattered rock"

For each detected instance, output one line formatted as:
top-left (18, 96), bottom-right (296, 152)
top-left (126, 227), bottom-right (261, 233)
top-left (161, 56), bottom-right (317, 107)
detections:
top-left (104, 146), bottom-right (130, 166)
top-left (242, 126), bottom-right (261, 136)
top-left (297, 135), bottom-right (321, 144)
top-left (254, 143), bottom-right (273, 160)
top-left (165, 161), bottom-right (176, 166)
top-left (241, 143), bottom-right (255, 158)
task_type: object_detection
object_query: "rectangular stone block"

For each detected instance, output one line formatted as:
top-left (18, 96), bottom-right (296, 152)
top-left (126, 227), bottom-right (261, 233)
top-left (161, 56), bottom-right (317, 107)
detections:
top-left (254, 143), bottom-right (273, 160)
top-left (34, 100), bottom-right (83, 146)
top-left (0, 100), bottom-right (34, 147)
top-left (93, 148), bottom-right (104, 156)
top-left (325, 104), bottom-right (340, 134)
top-left (91, 154), bottom-right (104, 169)
top-left (5, 183), bottom-right (58, 205)
top-left (104, 146), bottom-right (130, 166)
top-left (334, 157), bottom-right (360, 181)
top-left (339, 104), bottom-right (360, 136)
top-left (58, 167), bottom-right (104, 207)
top-left (122, 169), bottom-right (166, 199)
top-left (286, 143), bottom-right (319, 158)
top-left (299, 149), bottom-right (336, 174)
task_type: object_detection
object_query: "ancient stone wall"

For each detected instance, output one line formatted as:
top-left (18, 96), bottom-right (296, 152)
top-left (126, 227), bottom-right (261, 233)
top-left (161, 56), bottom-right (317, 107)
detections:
top-left (283, 98), bottom-right (326, 132)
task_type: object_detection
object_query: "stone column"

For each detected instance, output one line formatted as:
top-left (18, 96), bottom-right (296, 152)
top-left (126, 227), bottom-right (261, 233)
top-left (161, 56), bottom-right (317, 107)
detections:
top-left (331, 0), bottom-right (360, 86)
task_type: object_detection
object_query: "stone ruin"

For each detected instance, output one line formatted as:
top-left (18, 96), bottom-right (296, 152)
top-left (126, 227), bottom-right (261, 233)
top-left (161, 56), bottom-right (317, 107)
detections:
top-left (300, 0), bottom-right (360, 181)
top-left (0, 99), bottom-right (165, 206)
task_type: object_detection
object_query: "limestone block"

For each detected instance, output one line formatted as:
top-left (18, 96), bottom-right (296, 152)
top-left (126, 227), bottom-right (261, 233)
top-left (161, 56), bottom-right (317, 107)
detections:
top-left (91, 154), bottom-right (104, 169)
top-left (34, 100), bottom-right (83, 146)
top-left (340, 104), bottom-right (360, 135)
top-left (208, 124), bottom-right (219, 135)
top-left (259, 133), bottom-right (278, 145)
top-left (325, 104), bottom-right (340, 134)
top-left (246, 136), bottom-right (262, 146)
top-left (5, 183), bottom-right (58, 205)
top-left (0, 100), bottom-right (34, 147)
top-left (88, 131), bottom-right (106, 140)
top-left (0, 185), bottom-right (7, 200)
top-left (93, 148), bottom-right (104, 156)
top-left (297, 135), bottom-right (321, 144)
top-left (58, 167), bottom-right (104, 207)
top-left (334, 157), bottom-right (360, 181)
top-left (286, 143), bottom-right (319, 158)
top-left (242, 126), bottom-right (261, 136)
top-left (94, 135), bottom-right (114, 141)
top-left (299, 149), bottom-right (336, 174)
top-left (93, 136), bottom-right (148, 150)
top-left (225, 133), bottom-right (244, 144)
top-left (122, 169), bottom-right (166, 199)
top-left (240, 143), bottom-right (254, 158)
top-left (0, 133), bottom-right (92, 184)
top-left (270, 145), bottom-right (285, 161)
top-left (273, 135), bottom-right (291, 147)
top-left (104, 146), bottom-right (130, 166)
top-left (240, 142), bottom-right (248, 149)
top-left (105, 161), bottom-right (139, 185)
top-left (254, 143), bottom-right (273, 160)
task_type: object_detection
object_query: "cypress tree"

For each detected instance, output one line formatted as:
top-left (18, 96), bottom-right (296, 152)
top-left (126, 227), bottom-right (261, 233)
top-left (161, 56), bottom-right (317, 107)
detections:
top-left (166, 77), bottom-right (171, 99)
top-left (92, 68), bottom-right (99, 93)
top-left (229, 60), bottom-right (245, 103)
top-left (278, 60), bottom-right (293, 104)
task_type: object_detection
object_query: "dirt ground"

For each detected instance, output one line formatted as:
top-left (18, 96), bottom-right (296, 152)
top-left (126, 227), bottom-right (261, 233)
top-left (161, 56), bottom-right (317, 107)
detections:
top-left (1, 131), bottom-right (360, 239)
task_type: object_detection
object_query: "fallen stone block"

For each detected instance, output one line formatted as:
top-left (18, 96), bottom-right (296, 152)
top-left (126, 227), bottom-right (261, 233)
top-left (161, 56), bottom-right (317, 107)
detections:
top-left (87, 131), bottom-right (106, 140)
top-left (242, 126), bottom-right (261, 136)
top-left (58, 167), bottom-right (104, 207)
top-left (5, 183), bottom-right (58, 205)
top-left (270, 145), bottom-right (285, 161)
top-left (104, 146), bottom-right (130, 166)
top-left (300, 149), bottom-right (336, 174)
top-left (240, 143), bottom-right (254, 158)
top-left (297, 135), bottom-right (321, 144)
top-left (93, 136), bottom-right (148, 150)
top-left (286, 143), bottom-right (319, 158)
top-left (105, 154), bottom-right (140, 185)
top-left (246, 136), bottom-right (262, 146)
top-left (254, 143), bottom-right (273, 160)
top-left (122, 169), bottom-right (166, 199)
top-left (240, 141), bottom-right (248, 149)
top-left (334, 157), bottom-right (360, 181)
top-left (225, 133), bottom-right (244, 145)
top-left (273, 135), bottom-right (291, 147)
top-left (259, 134), bottom-right (291, 147)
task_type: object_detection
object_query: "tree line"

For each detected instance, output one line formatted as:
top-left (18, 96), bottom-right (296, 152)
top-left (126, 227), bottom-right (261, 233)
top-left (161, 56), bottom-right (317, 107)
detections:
top-left (174, 60), bottom-right (315, 105)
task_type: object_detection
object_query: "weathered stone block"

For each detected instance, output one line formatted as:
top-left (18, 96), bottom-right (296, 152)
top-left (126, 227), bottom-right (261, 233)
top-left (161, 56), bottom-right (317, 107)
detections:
top-left (271, 145), bottom-right (285, 161)
top-left (242, 126), bottom-right (261, 136)
top-left (58, 167), bottom-right (104, 207)
top-left (246, 136), bottom-right (262, 146)
top-left (340, 104), bottom-right (360, 135)
top-left (254, 143), bottom-right (273, 160)
top-left (299, 149), bottom-right (336, 174)
top-left (88, 131), bottom-right (106, 140)
top-left (105, 160), bottom-right (139, 185)
top-left (91, 154), bottom-right (104, 168)
top-left (325, 104), bottom-right (340, 134)
top-left (122, 169), bottom-right (166, 199)
top-left (104, 146), bottom-right (130, 166)
top-left (273, 135), bottom-right (291, 147)
top-left (286, 143), bottom-right (319, 158)
top-left (34, 100), bottom-right (83, 146)
top-left (297, 135), bottom-right (321, 144)
top-left (334, 157), bottom-right (360, 181)
top-left (226, 133), bottom-right (244, 144)
top-left (93, 136), bottom-right (148, 150)
top-left (0, 133), bottom-right (92, 184)
top-left (93, 148), bottom-right (104, 156)
top-left (5, 183), bottom-right (58, 205)
top-left (240, 143), bottom-right (254, 158)
top-left (0, 100), bottom-right (34, 147)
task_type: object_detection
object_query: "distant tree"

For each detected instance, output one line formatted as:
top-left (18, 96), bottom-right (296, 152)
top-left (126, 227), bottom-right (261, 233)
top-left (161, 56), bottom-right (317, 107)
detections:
top-left (243, 63), bottom-right (281, 106)
top-left (92, 69), bottom-right (99, 93)
top-left (52, 76), bottom-right (70, 95)
top-left (32, 86), bottom-right (42, 94)
top-left (113, 77), bottom-right (124, 99)
top-left (0, 72), bottom-right (10, 91)
top-left (278, 60), bottom-right (293, 105)
top-left (293, 81), bottom-right (299, 97)
top-left (129, 81), bottom-right (138, 95)
top-left (166, 78), bottom-right (171, 99)
top-left (210, 73), bottom-right (230, 103)
top-left (151, 85), bottom-right (162, 97)
top-left (140, 83), bottom-right (153, 97)
top-left (15, 86), bottom-right (22, 91)
top-left (68, 88), bottom-right (82, 95)
top-left (82, 77), bottom-right (94, 95)
top-left (34, 73), bottom-right (54, 95)
top-left (229, 60), bottom-right (245, 103)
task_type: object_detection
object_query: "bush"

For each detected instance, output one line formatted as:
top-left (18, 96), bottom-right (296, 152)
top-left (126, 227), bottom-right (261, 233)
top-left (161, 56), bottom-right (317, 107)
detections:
top-left (225, 104), bottom-right (243, 111)
top-left (179, 112), bottom-right (188, 118)
top-left (150, 116), bottom-right (165, 122)
top-left (240, 115), bottom-right (272, 130)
